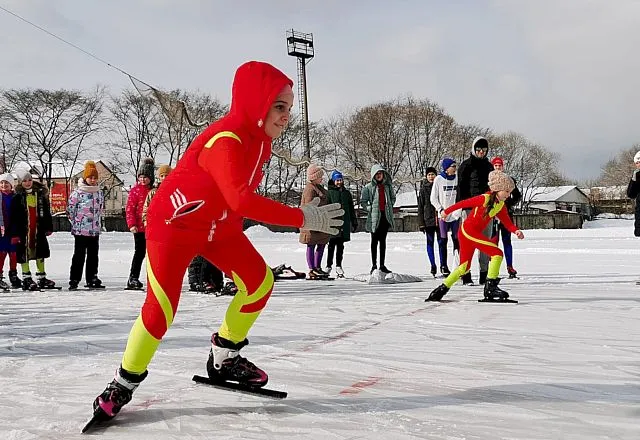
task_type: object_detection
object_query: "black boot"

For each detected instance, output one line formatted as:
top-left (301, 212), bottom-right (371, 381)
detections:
top-left (426, 284), bottom-right (449, 301)
top-left (36, 273), bottom-right (57, 289)
top-left (369, 264), bottom-right (377, 274)
top-left (484, 278), bottom-right (509, 300)
top-left (379, 265), bottom-right (391, 274)
top-left (207, 333), bottom-right (268, 387)
top-left (92, 367), bottom-right (147, 419)
top-left (479, 271), bottom-right (488, 285)
top-left (461, 272), bottom-right (474, 286)
top-left (430, 265), bottom-right (437, 277)
top-left (8, 269), bottom-right (21, 288)
top-left (440, 265), bottom-right (450, 276)
top-left (22, 276), bottom-right (39, 291)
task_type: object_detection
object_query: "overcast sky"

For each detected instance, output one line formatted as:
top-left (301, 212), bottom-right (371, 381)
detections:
top-left (1, 0), bottom-right (639, 181)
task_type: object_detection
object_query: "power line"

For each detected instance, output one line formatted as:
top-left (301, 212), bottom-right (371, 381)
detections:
top-left (0, 3), bottom-right (146, 83)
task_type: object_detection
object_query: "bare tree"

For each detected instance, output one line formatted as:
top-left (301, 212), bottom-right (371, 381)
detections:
top-left (108, 90), bottom-right (163, 182)
top-left (0, 87), bottom-right (104, 186)
top-left (156, 90), bottom-right (227, 165)
top-left (597, 145), bottom-right (638, 187)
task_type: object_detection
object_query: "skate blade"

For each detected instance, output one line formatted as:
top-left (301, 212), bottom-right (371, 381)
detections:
top-left (478, 298), bottom-right (518, 304)
top-left (81, 408), bottom-right (113, 433)
top-left (192, 375), bottom-right (287, 399)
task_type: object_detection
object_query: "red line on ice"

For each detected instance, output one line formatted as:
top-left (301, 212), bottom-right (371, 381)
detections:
top-left (339, 376), bottom-right (381, 395)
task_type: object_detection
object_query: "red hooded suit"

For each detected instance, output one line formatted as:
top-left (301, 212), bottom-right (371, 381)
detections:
top-left (121, 62), bottom-right (305, 374)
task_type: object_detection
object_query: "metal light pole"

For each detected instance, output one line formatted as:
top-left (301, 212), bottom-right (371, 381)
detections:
top-left (286, 29), bottom-right (314, 160)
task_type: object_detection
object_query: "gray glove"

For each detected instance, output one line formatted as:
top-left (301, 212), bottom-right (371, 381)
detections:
top-left (301, 198), bottom-right (344, 235)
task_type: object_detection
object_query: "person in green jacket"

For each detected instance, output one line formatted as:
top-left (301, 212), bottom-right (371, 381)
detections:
top-left (325, 170), bottom-right (357, 277)
top-left (360, 164), bottom-right (395, 274)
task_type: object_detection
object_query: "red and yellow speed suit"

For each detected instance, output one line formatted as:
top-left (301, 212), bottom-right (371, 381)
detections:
top-left (121, 62), bottom-right (305, 374)
top-left (441, 193), bottom-right (518, 289)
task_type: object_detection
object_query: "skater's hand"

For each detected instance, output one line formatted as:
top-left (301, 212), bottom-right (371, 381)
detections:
top-left (440, 210), bottom-right (447, 220)
top-left (514, 230), bottom-right (524, 239)
top-left (10, 237), bottom-right (19, 245)
top-left (300, 197), bottom-right (345, 235)
top-left (419, 225), bottom-right (426, 233)
top-left (130, 226), bottom-right (138, 234)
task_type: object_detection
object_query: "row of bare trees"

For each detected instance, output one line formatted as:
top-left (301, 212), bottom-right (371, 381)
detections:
top-left (0, 87), bottom-right (580, 210)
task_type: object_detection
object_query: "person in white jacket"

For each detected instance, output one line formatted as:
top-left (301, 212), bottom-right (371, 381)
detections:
top-left (430, 158), bottom-right (461, 276)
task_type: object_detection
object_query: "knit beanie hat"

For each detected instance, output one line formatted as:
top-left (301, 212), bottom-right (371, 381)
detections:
top-left (491, 156), bottom-right (504, 167)
top-left (425, 166), bottom-right (438, 176)
top-left (488, 170), bottom-right (515, 193)
top-left (634, 151), bottom-right (640, 163)
top-left (331, 170), bottom-right (343, 181)
top-left (441, 158), bottom-right (456, 172)
top-left (15, 169), bottom-right (32, 182)
top-left (157, 164), bottom-right (172, 177)
top-left (83, 160), bottom-right (99, 180)
top-left (138, 157), bottom-right (155, 185)
top-left (0, 173), bottom-right (14, 188)
top-left (307, 164), bottom-right (324, 182)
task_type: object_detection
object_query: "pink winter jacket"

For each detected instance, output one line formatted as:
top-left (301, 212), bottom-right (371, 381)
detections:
top-left (126, 183), bottom-right (151, 232)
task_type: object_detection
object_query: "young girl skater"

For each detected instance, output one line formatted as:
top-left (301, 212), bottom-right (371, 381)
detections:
top-left (67, 161), bottom-right (105, 290)
top-left (426, 170), bottom-right (524, 302)
top-left (88, 61), bottom-right (343, 426)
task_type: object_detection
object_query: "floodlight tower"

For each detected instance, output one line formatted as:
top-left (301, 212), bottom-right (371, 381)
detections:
top-left (286, 29), bottom-right (314, 159)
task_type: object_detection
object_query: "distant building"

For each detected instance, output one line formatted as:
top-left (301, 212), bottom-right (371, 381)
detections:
top-left (47, 160), bottom-right (125, 216)
top-left (522, 186), bottom-right (591, 217)
top-left (583, 186), bottom-right (632, 215)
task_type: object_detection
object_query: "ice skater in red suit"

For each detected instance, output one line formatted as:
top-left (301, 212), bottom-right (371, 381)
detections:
top-left (426, 170), bottom-right (525, 302)
top-left (90, 61), bottom-right (344, 420)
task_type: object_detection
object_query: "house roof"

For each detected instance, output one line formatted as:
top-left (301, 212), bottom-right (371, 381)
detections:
top-left (526, 186), bottom-right (585, 202)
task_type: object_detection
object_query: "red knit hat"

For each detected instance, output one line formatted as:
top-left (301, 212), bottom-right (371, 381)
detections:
top-left (491, 156), bottom-right (504, 167)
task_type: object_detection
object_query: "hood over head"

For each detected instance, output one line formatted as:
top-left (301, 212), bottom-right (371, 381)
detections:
top-left (229, 61), bottom-right (294, 138)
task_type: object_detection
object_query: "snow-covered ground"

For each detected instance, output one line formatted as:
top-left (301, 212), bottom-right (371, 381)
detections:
top-left (2, 218), bottom-right (640, 439)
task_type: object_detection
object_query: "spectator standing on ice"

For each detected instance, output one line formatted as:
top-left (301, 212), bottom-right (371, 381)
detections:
top-left (417, 166), bottom-right (440, 277)
top-left (430, 157), bottom-right (460, 277)
top-left (361, 164), bottom-right (395, 274)
top-left (456, 136), bottom-right (494, 285)
top-left (125, 157), bottom-right (154, 290)
top-left (325, 170), bottom-right (357, 278)
top-left (0, 173), bottom-right (19, 289)
top-left (299, 164), bottom-right (331, 279)
top-left (67, 161), bottom-right (105, 290)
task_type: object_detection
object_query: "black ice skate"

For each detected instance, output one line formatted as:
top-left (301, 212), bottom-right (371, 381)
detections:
top-left (379, 265), bottom-right (392, 274)
top-left (206, 333), bottom-right (268, 387)
top-left (22, 276), bottom-right (39, 291)
top-left (335, 266), bottom-right (345, 278)
top-left (430, 265), bottom-right (437, 277)
top-left (0, 277), bottom-right (10, 292)
top-left (36, 273), bottom-right (60, 289)
top-left (83, 367), bottom-right (147, 432)
top-left (479, 278), bottom-right (517, 303)
top-left (440, 265), bottom-right (451, 276)
top-left (215, 281), bottom-right (238, 297)
top-left (461, 272), bottom-right (475, 286)
top-left (426, 283), bottom-right (449, 301)
top-left (507, 266), bottom-right (519, 279)
top-left (69, 280), bottom-right (79, 291)
top-left (126, 278), bottom-right (144, 290)
top-left (370, 264), bottom-right (377, 274)
top-left (8, 269), bottom-right (21, 288)
top-left (85, 277), bottom-right (105, 289)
